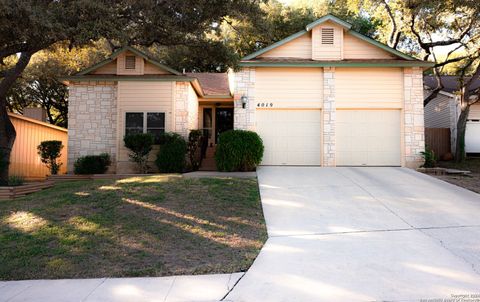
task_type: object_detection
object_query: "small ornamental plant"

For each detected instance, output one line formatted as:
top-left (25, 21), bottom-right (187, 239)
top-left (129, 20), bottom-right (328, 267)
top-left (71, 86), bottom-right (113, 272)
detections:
top-left (37, 140), bottom-right (64, 175)
top-left (124, 133), bottom-right (155, 174)
top-left (187, 129), bottom-right (203, 171)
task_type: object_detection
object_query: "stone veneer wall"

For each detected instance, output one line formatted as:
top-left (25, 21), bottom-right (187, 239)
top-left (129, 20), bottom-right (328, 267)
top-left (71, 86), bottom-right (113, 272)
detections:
top-left (403, 67), bottom-right (425, 168)
top-left (67, 82), bottom-right (117, 173)
top-left (322, 67), bottom-right (336, 166)
top-left (174, 82), bottom-right (191, 138)
top-left (234, 67), bottom-right (256, 130)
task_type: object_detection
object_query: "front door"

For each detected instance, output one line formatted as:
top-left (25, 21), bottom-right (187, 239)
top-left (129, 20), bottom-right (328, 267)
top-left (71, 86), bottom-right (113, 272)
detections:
top-left (215, 108), bottom-right (234, 143)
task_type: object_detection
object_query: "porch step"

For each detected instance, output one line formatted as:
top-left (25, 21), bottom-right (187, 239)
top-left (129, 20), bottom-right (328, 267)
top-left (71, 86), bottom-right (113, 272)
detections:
top-left (199, 146), bottom-right (217, 171)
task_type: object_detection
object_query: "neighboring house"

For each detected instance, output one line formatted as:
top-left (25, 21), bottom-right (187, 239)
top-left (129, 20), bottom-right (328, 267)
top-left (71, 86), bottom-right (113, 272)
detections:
top-left (424, 75), bottom-right (480, 154)
top-left (63, 14), bottom-right (432, 173)
top-left (9, 109), bottom-right (68, 180)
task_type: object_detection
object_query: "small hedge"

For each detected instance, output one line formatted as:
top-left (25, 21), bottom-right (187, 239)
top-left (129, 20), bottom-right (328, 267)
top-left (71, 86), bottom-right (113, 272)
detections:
top-left (74, 153), bottom-right (111, 174)
top-left (215, 130), bottom-right (264, 172)
top-left (155, 133), bottom-right (187, 173)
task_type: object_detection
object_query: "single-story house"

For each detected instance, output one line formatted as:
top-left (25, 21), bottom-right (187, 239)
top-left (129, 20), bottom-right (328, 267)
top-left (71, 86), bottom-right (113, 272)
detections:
top-left (424, 75), bottom-right (480, 154)
top-left (63, 14), bottom-right (432, 173)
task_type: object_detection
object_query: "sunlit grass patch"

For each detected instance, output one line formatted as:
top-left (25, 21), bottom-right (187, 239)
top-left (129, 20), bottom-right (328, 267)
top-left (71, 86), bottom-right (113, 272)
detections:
top-left (0, 176), bottom-right (267, 280)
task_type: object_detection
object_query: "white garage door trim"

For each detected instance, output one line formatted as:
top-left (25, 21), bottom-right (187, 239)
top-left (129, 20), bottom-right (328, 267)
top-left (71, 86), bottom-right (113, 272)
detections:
top-left (256, 109), bottom-right (322, 166)
top-left (336, 109), bottom-right (401, 166)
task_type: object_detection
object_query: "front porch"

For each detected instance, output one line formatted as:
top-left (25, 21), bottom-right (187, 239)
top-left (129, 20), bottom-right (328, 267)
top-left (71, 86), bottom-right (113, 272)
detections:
top-left (198, 99), bottom-right (234, 171)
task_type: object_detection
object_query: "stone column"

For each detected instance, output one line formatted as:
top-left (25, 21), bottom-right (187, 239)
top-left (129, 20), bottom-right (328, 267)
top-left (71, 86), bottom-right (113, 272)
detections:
top-left (174, 82), bottom-right (190, 138)
top-left (234, 67), bottom-right (256, 130)
top-left (403, 67), bottom-right (425, 168)
top-left (323, 67), bottom-right (336, 166)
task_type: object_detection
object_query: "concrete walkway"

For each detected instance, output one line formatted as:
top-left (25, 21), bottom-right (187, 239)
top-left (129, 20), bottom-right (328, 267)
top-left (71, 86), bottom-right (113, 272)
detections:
top-left (0, 273), bottom-right (243, 302)
top-left (226, 167), bottom-right (480, 302)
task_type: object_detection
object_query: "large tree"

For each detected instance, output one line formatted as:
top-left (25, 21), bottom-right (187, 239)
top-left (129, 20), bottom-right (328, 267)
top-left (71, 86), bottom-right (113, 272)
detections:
top-left (0, 0), bottom-right (262, 184)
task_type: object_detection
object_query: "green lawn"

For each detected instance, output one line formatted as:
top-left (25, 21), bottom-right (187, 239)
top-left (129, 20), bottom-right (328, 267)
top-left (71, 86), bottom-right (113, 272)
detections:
top-left (0, 176), bottom-right (267, 280)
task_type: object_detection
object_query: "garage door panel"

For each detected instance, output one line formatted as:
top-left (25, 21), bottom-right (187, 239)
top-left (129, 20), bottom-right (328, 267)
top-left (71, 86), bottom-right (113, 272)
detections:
top-left (466, 122), bottom-right (480, 153)
top-left (336, 110), bottom-right (401, 166)
top-left (256, 110), bottom-right (321, 166)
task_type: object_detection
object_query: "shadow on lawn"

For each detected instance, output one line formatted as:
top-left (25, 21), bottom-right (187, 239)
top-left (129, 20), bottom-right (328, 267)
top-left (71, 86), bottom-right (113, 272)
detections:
top-left (0, 176), bottom-right (267, 280)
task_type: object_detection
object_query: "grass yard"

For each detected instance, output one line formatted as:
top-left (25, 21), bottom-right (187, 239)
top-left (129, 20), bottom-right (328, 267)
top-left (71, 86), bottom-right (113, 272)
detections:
top-left (436, 158), bottom-right (480, 193)
top-left (0, 176), bottom-right (267, 280)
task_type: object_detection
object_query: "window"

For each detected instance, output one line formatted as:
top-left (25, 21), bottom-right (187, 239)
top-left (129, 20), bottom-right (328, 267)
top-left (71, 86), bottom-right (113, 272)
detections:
top-left (125, 112), bottom-right (165, 144)
top-left (321, 28), bottom-right (334, 45)
top-left (147, 113), bottom-right (165, 143)
top-left (125, 113), bottom-right (144, 135)
top-left (125, 55), bottom-right (136, 69)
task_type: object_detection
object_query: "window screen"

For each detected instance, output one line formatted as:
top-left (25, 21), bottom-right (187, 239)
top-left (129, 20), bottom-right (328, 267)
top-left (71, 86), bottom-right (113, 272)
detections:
top-left (147, 113), bottom-right (165, 144)
top-left (321, 28), bottom-right (334, 45)
top-left (125, 113), bottom-right (143, 135)
top-left (125, 55), bottom-right (136, 69)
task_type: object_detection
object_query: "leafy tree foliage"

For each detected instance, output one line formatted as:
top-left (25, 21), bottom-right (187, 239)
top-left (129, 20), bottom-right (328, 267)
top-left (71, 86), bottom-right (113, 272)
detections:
top-left (0, 0), bottom-right (263, 183)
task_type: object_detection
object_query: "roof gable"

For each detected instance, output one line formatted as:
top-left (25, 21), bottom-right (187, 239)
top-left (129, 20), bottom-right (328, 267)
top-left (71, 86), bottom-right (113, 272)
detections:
top-left (242, 14), bottom-right (418, 62)
top-left (77, 46), bottom-right (182, 76)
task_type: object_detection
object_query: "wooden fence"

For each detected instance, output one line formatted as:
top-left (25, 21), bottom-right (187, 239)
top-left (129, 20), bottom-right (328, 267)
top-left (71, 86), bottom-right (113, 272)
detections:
top-left (425, 128), bottom-right (451, 158)
top-left (8, 113), bottom-right (68, 180)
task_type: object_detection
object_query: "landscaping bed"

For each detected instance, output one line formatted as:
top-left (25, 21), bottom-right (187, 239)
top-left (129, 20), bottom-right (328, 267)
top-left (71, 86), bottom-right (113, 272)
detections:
top-left (0, 181), bottom-right (54, 200)
top-left (435, 158), bottom-right (480, 194)
top-left (0, 175), bottom-right (267, 280)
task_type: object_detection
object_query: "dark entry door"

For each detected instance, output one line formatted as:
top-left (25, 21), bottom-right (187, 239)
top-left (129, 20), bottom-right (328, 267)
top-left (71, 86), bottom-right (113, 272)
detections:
top-left (215, 108), bottom-right (234, 143)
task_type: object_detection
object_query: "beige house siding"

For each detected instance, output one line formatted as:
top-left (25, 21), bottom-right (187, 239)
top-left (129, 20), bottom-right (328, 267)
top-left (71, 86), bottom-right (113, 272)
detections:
top-left (187, 85), bottom-right (199, 131)
top-left (67, 81), bottom-right (117, 173)
top-left (92, 61), bottom-right (117, 75)
top-left (144, 62), bottom-right (171, 75)
top-left (255, 67), bottom-right (323, 108)
top-left (312, 21), bottom-right (343, 60)
top-left (116, 81), bottom-right (174, 173)
top-left (335, 68), bottom-right (403, 108)
top-left (258, 33), bottom-right (312, 59)
top-left (343, 33), bottom-right (396, 59)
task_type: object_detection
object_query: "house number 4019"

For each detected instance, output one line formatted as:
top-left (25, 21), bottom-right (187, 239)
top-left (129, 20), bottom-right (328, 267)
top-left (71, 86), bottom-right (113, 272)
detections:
top-left (257, 103), bottom-right (274, 108)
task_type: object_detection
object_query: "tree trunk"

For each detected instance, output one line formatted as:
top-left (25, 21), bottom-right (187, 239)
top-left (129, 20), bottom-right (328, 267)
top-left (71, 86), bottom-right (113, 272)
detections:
top-left (455, 106), bottom-right (470, 163)
top-left (0, 51), bottom-right (34, 184)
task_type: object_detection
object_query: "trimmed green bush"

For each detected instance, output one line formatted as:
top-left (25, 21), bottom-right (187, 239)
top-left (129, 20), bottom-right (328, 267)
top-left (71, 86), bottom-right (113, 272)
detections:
top-left (155, 133), bottom-right (187, 173)
top-left (215, 130), bottom-right (264, 172)
top-left (124, 133), bottom-right (155, 173)
top-left (74, 153), bottom-right (111, 174)
top-left (37, 140), bottom-right (64, 175)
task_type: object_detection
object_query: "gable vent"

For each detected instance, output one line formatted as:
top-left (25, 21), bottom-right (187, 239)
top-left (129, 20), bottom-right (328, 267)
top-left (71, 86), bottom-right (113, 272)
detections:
top-left (321, 28), bottom-right (334, 45)
top-left (125, 55), bottom-right (136, 69)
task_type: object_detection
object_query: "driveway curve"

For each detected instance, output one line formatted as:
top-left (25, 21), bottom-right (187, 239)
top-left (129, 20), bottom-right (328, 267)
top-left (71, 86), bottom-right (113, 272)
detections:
top-left (226, 167), bottom-right (480, 302)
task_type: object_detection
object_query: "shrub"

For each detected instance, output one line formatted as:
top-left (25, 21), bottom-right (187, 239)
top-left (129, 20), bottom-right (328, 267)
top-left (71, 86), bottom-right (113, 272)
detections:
top-left (215, 130), bottom-right (264, 172)
top-left (421, 147), bottom-right (437, 168)
top-left (124, 133), bottom-right (155, 173)
top-left (37, 140), bottom-right (64, 175)
top-left (187, 130), bottom-right (203, 171)
top-left (74, 153), bottom-right (111, 174)
top-left (155, 133), bottom-right (187, 173)
top-left (8, 175), bottom-right (25, 186)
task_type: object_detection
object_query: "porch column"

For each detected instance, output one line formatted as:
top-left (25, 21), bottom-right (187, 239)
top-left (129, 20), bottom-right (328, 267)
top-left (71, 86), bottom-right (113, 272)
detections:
top-left (234, 67), bottom-right (256, 130)
top-left (323, 67), bottom-right (336, 166)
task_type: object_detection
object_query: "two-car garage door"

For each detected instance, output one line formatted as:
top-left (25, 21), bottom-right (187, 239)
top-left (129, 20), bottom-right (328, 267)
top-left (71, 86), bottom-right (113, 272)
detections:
top-left (256, 109), bottom-right (401, 166)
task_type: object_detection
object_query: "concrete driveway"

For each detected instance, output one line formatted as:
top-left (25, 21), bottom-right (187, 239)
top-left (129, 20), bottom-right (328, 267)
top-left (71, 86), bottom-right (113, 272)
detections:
top-left (226, 167), bottom-right (480, 302)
